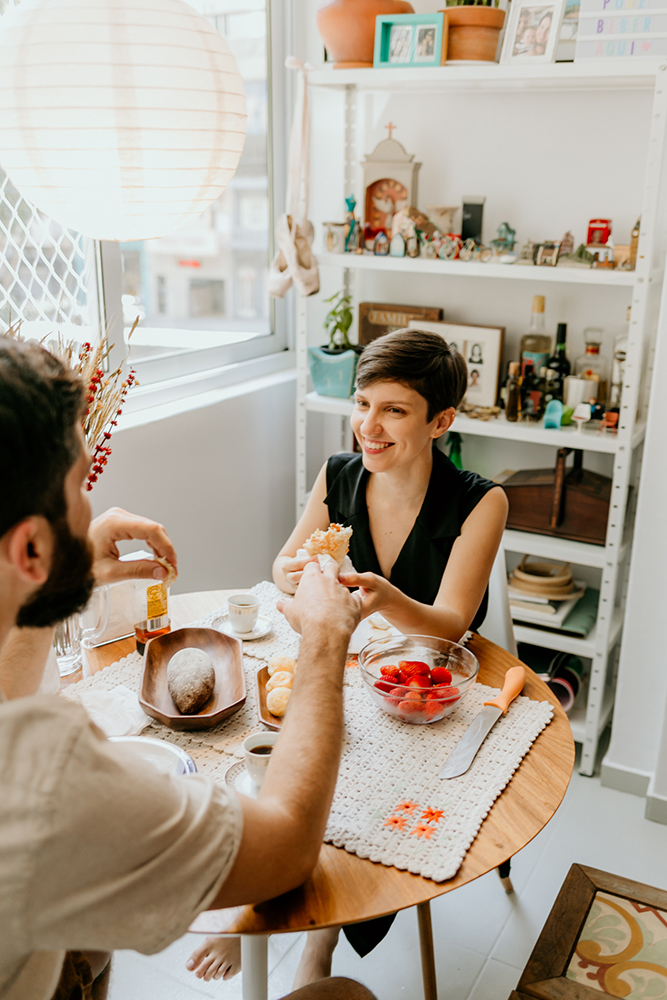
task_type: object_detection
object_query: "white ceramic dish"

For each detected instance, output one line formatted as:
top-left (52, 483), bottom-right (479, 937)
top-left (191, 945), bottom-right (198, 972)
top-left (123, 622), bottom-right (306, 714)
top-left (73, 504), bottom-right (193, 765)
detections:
top-left (347, 613), bottom-right (403, 655)
top-left (109, 735), bottom-right (197, 775)
top-left (224, 759), bottom-right (259, 799)
top-left (219, 616), bottom-right (273, 641)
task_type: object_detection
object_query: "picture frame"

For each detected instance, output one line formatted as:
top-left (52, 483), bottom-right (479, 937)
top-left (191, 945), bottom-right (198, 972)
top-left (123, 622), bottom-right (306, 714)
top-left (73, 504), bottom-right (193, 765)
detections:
top-left (359, 302), bottom-right (444, 345)
top-left (500, 0), bottom-right (566, 64)
top-left (374, 13), bottom-right (448, 68)
top-left (511, 864), bottom-right (667, 999)
top-left (407, 319), bottom-right (504, 408)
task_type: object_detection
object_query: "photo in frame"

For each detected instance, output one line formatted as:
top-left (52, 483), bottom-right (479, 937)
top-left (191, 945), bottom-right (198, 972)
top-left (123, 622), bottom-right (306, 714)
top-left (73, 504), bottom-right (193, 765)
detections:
top-left (374, 13), bottom-right (448, 68)
top-left (500, 0), bottom-right (566, 63)
top-left (510, 864), bottom-right (667, 1000)
top-left (407, 319), bottom-right (504, 408)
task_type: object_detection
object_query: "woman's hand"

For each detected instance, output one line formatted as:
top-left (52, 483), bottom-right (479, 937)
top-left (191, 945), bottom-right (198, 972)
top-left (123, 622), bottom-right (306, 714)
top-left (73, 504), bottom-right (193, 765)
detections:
top-left (273, 553), bottom-right (318, 595)
top-left (338, 571), bottom-right (402, 619)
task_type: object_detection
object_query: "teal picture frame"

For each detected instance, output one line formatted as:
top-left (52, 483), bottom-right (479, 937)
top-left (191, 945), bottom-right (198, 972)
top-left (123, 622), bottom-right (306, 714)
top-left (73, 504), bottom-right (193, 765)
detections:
top-left (373, 13), bottom-right (446, 68)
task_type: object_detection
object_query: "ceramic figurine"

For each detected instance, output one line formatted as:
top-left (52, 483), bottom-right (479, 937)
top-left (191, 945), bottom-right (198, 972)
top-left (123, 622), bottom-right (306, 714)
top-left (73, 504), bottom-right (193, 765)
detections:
top-left (459, 238), bottom-right (479, 262)
top-left (560, 230), bottom-right (575, 256)
top-left (490, 221), bottom-right (516, 255)
top-left (390, 232), bottom-right (406, 257)
top-left (406, 234), bottom-right (419, 257)
top-left (344, 194), bottom-right (358, 252)
top-left (374, 231), bottom-right (390, 255)
top-left (515, 239), bottom-right (536, 266)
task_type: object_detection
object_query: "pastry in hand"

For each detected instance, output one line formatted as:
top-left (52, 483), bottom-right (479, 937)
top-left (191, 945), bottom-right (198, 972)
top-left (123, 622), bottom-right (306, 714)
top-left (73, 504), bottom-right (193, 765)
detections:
top-left (266, 670), bottom-right (294, 692)
top-left (304, 523), bottom-right (353, 568)
top-left (267, 654), bottom-right (297, 677)
top-left (266, 686), bottom-right (291, 717)
top-left (155, 555), bottom-right (177, 588)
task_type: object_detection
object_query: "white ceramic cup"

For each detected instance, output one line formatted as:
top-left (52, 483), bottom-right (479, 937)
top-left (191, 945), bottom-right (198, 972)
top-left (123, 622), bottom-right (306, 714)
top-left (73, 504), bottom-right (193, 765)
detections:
top-left (243, 731), bottom-right (279, 788)
top-left (227, 593), bottom-right (260, 633)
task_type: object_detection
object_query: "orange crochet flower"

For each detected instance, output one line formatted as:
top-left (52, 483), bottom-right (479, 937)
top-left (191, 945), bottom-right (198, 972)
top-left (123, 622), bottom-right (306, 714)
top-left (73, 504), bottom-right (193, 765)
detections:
top-left (410, 823), bottom-right (434, 839)
top-left (394, 800), bottom-right (419, 815)
top-left (421, 807), bottom-right (444, 824)
top-left (384, 815), bottom-right (408, 831)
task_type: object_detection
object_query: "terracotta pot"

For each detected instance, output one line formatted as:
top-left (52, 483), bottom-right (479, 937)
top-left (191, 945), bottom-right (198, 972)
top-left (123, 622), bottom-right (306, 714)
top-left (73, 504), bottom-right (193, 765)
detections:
top-left (317, 0), bottom-right (415, 69)
top-left (440, 6), bottom-right (506, 62)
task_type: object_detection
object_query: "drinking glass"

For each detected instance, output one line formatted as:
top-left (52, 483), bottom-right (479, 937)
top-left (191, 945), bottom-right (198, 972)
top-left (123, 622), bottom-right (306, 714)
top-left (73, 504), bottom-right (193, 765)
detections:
top-left (53, 587), bottom-right (110, 677)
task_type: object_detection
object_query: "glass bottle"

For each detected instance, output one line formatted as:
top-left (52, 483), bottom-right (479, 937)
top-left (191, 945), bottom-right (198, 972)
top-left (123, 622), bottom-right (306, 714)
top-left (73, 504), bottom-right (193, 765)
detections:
top-left (521, 360), bottom-right (543, 421)
top-left (520, 295), bottom-right (551, 376)
top-left (575, 329), bottom-right (609, 403)
top-left (609, 307), bottom-right (629, 409)
top-left (543, 368), bottom-right (559, 406)
top-left (505, 361), bottom-right (521, 422)
top-left (545, 322), bottom-right (570, 402)
top-left (134, 580), bottom-right (171, 654)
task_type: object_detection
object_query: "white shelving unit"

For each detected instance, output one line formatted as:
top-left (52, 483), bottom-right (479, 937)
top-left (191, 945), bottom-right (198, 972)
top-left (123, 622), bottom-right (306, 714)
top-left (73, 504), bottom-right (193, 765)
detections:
top-left (297, 61), bottom-right (667, 775)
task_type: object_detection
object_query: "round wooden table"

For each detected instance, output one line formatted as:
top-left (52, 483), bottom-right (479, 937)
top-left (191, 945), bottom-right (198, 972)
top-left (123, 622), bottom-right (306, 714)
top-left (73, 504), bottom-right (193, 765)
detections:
top-left (81, 590), bottom-right (575, 1000)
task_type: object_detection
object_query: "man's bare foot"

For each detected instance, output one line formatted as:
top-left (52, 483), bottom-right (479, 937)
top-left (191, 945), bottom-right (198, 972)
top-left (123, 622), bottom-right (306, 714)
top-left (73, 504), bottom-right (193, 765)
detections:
top-left (186, 935), bottom-right (241, 982)
top-left (292, 927), bottom-right (341, 990)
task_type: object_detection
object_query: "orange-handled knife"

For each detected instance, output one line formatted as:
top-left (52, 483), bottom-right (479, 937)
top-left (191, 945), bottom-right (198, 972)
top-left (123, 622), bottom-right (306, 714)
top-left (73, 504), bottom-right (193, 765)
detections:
top-left (438, 666), bottom-right (526, 779)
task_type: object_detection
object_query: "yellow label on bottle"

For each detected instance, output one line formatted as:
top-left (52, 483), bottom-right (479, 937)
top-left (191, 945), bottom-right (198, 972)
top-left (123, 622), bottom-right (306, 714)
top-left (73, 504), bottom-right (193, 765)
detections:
top-left (146, 583), bottom-right (168, 619)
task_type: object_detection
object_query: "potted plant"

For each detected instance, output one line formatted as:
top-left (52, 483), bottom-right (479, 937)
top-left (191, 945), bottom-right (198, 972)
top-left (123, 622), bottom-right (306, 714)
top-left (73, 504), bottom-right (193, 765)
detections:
top-left (308, 290), bottom-right (363, 399)
top-left (441, 0), bottom-right (506, 62)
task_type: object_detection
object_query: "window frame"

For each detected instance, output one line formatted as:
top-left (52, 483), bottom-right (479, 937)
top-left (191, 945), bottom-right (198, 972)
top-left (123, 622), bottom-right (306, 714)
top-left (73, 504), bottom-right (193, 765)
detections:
top-left (100, 0), bottom-right (295, 399)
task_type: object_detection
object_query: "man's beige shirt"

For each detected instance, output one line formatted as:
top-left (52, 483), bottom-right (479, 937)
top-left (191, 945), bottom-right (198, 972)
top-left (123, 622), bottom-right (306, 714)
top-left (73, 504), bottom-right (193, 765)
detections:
top-left (0, 691), bottom-right (243, 1000)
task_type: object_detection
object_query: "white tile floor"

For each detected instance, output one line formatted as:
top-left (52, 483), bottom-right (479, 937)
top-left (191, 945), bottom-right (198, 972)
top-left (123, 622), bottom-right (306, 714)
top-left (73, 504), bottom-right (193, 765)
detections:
top-left (107, 746), bottom-right (667, 1000)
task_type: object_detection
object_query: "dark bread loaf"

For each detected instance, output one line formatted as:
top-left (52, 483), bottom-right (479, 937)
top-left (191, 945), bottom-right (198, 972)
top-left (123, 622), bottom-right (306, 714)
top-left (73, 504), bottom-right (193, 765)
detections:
top-left (167, 647), bottom-right (216, 714)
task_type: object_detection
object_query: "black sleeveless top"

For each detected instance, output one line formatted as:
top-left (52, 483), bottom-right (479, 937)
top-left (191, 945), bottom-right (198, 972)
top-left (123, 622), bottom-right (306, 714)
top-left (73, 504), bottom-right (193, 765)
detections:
top-left (325, 447), bottom-right (499, 631)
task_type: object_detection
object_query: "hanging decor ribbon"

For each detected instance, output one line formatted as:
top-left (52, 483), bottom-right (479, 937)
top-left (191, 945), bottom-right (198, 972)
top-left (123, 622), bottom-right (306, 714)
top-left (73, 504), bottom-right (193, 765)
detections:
top-left (269, 58), bottom-right (319, 298)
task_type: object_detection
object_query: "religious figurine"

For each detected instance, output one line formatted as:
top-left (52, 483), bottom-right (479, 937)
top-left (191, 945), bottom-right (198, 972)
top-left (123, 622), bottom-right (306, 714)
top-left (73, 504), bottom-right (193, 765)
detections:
top-left (390, 232), bottom-right (406, 257)
top-left (344, 195), bottom-right (359, 252)
top-left (373, 231), bottom-right (390, 256)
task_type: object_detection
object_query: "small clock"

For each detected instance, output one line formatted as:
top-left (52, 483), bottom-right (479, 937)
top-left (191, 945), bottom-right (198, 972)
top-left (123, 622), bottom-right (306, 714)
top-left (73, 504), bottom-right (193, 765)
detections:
top-left (365, 178), bottom-right (408, 232)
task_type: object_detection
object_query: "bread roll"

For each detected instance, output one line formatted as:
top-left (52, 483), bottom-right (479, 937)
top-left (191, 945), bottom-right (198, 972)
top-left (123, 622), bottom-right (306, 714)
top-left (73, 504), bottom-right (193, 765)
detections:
top-left (167, 647), bottom-right (215, 714)
top-left (266, 686), bottom-right (291, 717)
top-left (267, 655), bottom-right (297, 677)
top-left (266, 670), bottom-right (294, 692)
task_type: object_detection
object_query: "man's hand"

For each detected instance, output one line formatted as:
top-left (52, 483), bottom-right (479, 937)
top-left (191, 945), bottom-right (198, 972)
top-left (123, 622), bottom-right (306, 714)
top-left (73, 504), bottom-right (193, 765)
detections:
top-left (277, 559), bottom-right (360, 639)
top-left (89, 507), bottom-right (178, 585)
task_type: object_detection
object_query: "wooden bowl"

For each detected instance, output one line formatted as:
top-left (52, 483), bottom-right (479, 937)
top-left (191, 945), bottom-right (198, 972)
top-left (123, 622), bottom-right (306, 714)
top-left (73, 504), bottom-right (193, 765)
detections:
top-left (140, 627), bottom-right (246, 730)
top-left (255, 665), bottom-right (283, 730)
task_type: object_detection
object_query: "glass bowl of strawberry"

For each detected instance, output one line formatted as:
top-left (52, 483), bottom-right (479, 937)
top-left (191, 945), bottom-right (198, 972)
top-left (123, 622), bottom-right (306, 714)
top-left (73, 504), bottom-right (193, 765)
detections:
top-left (358, 635), bottom-right (479, 725)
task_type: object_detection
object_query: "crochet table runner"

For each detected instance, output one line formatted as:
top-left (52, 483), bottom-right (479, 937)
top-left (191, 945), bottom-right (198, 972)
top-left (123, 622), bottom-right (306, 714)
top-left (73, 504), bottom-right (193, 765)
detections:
top-left (63, 581), bottom-right (553, 883)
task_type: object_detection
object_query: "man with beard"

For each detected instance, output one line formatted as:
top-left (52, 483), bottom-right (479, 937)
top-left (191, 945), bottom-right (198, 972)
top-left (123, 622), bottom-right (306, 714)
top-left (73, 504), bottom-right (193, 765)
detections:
top-left (0, 338), bottom-right (372, 1000)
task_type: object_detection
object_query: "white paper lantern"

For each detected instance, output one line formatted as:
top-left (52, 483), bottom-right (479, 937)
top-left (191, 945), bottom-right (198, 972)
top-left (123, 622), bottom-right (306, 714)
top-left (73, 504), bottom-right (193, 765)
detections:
top-left (0, 0), bottom-right (247, 241)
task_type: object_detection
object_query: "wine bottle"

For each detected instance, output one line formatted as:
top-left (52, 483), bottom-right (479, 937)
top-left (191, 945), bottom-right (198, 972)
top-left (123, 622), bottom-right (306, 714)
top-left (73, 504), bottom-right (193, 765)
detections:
top-left (545, 323), bottom-right (571, 402)
top-left (505, 362), bottom-right (521, 422)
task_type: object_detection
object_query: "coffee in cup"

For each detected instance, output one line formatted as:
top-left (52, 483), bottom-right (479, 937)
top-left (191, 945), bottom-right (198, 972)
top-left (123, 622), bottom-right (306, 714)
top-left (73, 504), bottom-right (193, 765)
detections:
top-left (228, 593), bottom-right (260, 634)
top-left (243, 732), bottom-right (279, 788)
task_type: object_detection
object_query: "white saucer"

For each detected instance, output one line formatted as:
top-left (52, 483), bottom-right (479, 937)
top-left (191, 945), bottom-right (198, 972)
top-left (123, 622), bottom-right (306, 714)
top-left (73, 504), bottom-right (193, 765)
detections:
top-left (220, 616), bottom-right (273, 641)
top-left (224, 759), bottom-right (259, 799)
top-left (109, 736), bottom-right (197, 775)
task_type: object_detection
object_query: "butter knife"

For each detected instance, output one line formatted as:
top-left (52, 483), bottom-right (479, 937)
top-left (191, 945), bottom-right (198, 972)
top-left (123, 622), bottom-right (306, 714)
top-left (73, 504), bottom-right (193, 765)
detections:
top-left (438, 666), bottom-right (526, 779)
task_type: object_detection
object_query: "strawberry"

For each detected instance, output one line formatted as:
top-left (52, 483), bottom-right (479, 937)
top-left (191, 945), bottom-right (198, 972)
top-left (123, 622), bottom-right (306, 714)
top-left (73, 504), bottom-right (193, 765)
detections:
top-left (427, 685), bottom-right (461, 702)
top-left (380, 665), bottom-right (401, 682)
top-left (374, 679), bottom-right (394, 694)
top-left (407, 675), bottom-right (432, 690)
top-left (424, 700), bottom-right (444, 720)
top-left (399, 660), bottom-right (430, 678)
top-left (398, 697), bottom-right (426, 721)
top-left (430, 666), bottom-right (453, 686)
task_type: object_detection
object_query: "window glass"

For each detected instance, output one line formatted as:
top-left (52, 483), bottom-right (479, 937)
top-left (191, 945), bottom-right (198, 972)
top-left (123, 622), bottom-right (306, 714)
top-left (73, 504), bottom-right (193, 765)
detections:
top-left (120, 0), bottom-right (271, 363)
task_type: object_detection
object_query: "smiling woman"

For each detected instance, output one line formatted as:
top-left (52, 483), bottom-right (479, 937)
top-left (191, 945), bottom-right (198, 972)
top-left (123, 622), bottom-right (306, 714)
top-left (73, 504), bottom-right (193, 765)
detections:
top-left (270, 328), bottom-right (508, 979)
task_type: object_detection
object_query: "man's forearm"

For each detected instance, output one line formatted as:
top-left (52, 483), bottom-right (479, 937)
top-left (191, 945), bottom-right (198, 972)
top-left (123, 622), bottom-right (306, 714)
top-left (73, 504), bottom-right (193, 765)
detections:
top-left (259, 627), bottom-right (349, 850)
top-left (0, 625), bottom-right (55, 699)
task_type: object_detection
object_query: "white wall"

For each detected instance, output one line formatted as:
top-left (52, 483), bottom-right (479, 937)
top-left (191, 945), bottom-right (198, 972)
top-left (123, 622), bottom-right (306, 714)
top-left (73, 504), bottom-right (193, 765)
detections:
top-left (90, 378), bottom-right (297, 595)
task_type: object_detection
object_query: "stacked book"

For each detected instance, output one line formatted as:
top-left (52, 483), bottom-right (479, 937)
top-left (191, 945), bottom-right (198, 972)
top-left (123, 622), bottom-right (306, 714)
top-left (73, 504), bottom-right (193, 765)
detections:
top-left (508, 557), bottom-right (599, 639)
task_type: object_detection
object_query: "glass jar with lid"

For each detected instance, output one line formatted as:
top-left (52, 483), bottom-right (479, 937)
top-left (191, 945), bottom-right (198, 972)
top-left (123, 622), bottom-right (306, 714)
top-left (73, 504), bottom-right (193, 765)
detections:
top-left (575, 329), bottom-right (609, 403)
